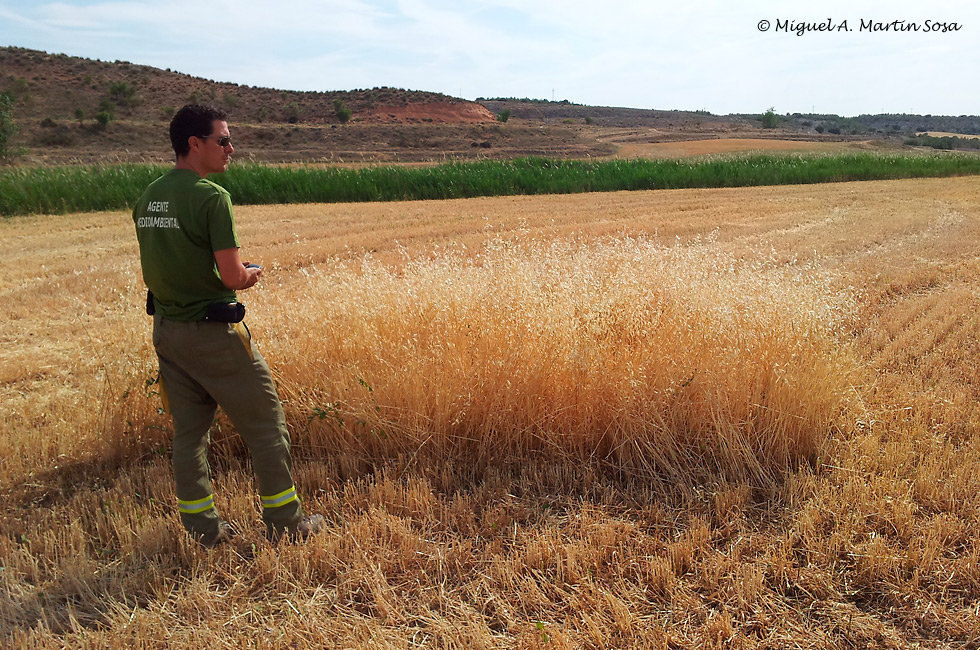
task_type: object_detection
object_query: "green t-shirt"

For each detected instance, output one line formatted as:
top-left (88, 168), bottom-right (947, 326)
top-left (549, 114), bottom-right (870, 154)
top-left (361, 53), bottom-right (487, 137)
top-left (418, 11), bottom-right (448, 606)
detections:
top-left (132, 168), bottom-right (240, 321)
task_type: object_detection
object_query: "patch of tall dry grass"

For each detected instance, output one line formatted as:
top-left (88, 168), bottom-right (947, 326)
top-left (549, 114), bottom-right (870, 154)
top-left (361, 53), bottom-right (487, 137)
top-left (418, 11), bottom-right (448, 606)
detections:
top-left (261, 234), bottom-right (856, 487)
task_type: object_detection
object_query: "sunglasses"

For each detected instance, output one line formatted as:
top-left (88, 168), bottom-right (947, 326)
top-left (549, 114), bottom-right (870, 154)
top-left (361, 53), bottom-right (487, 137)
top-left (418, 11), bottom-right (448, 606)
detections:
top-left (199, 134), bottom-right (232, 147)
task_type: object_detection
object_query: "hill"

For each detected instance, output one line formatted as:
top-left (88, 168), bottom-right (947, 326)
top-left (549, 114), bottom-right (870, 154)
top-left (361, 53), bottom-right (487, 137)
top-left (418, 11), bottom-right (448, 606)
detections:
top-left (0, 47), bottom-right (497, 126)
top-left (0, 47), bottom-right (792, 164)
top-left (4, 46), bottom-right (977, 164)
top-left (0, 47), bottom-right (511, 163)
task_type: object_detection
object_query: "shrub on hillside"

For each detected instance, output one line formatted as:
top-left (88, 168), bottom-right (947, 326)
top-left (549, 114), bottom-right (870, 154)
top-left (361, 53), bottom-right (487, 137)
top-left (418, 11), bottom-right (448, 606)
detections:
top-left (0, 91), bottom-right (17, 160)
top-left (333, 99), bottom-right (351, 124)
top-left (108, 80), bottom-right (141, 107)
top-left (33, 125), bottom-right (75, 146)
top-left (284, 101), bottom-right (300, 124)
top-left (761, 107), bottom-right (778, 129)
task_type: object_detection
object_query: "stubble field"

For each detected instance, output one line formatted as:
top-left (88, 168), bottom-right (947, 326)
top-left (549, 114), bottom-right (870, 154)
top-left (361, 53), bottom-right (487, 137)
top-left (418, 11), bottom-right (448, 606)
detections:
top-left (3, 176), bottom-right (980, 648)
top-left (607, 137), bottom-right (873, 159)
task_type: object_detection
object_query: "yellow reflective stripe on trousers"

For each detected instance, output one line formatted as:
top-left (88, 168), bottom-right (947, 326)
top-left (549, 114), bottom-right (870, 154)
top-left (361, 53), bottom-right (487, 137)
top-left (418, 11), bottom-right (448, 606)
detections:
top-left (158, 374), bottom-right (170, 414)
top-left (261, 486), bottom-right (298, 509)
top-left (178, 495), bottom-right (215, 514)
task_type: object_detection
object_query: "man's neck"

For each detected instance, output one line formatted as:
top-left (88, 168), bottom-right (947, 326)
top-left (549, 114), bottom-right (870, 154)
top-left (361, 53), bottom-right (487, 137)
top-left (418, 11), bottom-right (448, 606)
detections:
top-left (175, 157), bottom-right (207, 178)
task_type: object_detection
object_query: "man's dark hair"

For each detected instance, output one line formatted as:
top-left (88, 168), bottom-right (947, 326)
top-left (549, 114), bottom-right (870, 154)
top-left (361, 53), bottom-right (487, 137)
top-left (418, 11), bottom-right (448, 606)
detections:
top-left (169, 104), bottom-right (228, 158)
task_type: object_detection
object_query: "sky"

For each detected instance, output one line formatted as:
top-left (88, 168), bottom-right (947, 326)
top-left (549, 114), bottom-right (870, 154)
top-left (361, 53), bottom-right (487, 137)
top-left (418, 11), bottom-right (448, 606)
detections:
top-left (1, 0), bottom-right (979, 117)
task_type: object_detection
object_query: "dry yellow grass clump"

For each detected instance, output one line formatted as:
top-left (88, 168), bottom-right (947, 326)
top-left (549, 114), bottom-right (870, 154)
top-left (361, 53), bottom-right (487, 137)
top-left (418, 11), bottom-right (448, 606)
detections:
top-left (3, 176), bottom-right (980, 648)
top-left (271, 235), bottom-right (854, 487)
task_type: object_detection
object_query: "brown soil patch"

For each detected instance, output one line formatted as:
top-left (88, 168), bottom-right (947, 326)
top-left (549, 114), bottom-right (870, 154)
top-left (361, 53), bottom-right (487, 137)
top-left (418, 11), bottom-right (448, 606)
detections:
top-left (361, 101), bottom-right (496, 124)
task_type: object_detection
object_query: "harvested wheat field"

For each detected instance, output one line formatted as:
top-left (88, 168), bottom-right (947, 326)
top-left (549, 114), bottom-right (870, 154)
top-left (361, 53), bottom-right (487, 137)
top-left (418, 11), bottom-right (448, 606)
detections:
top-left (613, 138), bottom-right (869, 159)
top-left (3, 176), bottom-right (980, 648)
top-left (920, 132), bottom-right (980, 140)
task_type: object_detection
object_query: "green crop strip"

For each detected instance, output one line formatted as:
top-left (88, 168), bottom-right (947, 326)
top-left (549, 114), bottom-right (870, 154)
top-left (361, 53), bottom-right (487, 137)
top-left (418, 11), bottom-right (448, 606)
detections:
top-left (3, 152), bottom-right (980, 216)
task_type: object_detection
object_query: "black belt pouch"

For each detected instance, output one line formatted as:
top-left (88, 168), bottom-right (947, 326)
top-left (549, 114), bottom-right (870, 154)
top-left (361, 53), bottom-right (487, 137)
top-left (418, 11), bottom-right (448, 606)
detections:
top-left (204, 302), bottom-right (247, 323)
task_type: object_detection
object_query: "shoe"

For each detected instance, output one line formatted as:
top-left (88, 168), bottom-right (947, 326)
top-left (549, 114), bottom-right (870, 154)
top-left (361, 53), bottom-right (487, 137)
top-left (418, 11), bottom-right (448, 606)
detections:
top-left (196, 520), bottom-right (236, 548)
top-left (268, 514), bottom-right (326, 542)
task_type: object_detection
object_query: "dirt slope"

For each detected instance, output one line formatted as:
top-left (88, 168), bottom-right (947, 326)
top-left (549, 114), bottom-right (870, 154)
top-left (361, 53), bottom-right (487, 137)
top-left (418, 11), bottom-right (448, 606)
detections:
top-left (0, 47), bottom-right (489, 126)
top-left (0, 46), bottom-right (877, 164)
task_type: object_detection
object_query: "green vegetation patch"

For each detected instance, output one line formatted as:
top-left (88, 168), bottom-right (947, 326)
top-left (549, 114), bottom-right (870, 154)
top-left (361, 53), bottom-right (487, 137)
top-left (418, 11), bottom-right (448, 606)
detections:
top-left (4, 152), bottom-right (980, 216)
top-left (1, 164), bottom-right (164, 215)
top-left (905, 134), bottom-right (980, 151)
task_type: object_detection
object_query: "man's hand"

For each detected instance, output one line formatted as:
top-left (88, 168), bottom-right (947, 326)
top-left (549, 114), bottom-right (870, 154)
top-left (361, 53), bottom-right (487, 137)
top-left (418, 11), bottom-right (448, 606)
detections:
top-left (215, 248), bottom-right (262, 290)
top-left (241, 265), bottom-right (263, 289)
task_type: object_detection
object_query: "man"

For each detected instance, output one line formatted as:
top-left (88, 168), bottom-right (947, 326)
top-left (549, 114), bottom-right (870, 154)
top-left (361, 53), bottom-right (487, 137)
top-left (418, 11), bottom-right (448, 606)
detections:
top-left (133, 104), bottom-right (323, 546)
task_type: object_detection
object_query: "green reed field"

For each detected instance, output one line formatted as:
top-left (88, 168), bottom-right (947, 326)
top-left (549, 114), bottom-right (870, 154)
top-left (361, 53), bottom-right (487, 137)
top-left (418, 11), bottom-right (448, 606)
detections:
top-left (4, 151), bottom-right (980, 216)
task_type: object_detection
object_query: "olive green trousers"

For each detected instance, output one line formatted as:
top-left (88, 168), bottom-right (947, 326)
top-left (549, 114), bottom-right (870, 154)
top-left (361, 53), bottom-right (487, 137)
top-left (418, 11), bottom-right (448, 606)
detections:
top-left (153, 314), bottom-right (304, 540)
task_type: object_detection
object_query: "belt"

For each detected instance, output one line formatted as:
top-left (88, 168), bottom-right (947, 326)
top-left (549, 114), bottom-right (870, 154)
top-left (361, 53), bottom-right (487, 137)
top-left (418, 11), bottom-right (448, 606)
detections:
top-left (146, 290), bottom-right (246, 323)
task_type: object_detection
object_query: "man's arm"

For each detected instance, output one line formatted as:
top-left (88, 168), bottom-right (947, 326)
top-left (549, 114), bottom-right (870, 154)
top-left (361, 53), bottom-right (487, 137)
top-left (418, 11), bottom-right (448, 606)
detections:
top-left (214, 247), bottom-right (262, 290)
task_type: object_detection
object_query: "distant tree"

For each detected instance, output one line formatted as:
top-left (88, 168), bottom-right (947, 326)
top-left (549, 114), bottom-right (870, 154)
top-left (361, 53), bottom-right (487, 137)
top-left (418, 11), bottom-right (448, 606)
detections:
top-left (761, 107), bottom-right (778, 129)
top-left (815, 125), bottom-right (825, 134)
top-left (95, 111), bottom-right (112, 129)
top-left (496, 109), bottom-right (511, 123)
top-left (109, 81), bottom-right (139, 106)
top-left (98, 98), bottom-right (116, 118)
top-left (333, 99), bottom-right (351, 124)
top-left (0, 92), bottom-right (18, 160)
top-left (74, 108), bottom-right (85, 126)
top-left (11, 77), bottom-right (30, 103)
